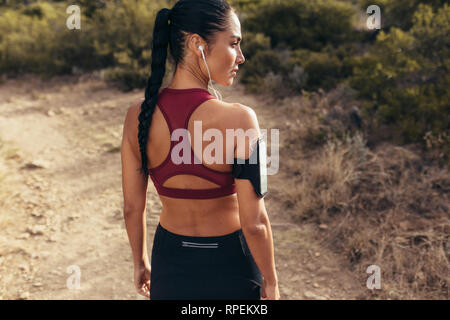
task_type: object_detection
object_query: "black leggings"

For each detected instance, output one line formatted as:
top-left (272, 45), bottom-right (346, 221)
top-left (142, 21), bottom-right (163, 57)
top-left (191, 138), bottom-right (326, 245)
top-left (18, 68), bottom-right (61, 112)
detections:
top-left (150, 222), bottom-right (262, 300)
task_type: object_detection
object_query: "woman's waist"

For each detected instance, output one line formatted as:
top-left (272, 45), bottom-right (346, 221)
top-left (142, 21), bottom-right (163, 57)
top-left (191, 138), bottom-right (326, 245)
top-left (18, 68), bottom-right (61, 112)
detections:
top-left (159, 204), bottom-right (241, 237)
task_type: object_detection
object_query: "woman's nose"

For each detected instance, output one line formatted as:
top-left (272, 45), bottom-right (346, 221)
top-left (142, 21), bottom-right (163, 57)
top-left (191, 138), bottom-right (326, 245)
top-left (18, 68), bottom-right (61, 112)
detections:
top-left (237, 52), bottom-right (245, 65)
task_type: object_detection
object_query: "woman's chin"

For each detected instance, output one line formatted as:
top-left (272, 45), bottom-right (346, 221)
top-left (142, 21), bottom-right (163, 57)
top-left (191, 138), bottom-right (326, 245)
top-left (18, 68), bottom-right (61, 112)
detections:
top-left (215, 81), bottom-right (232, 87)
top-left (226, 77), bottom-right (235, 86)
top-left (214, 76), bottom-right (235, 87)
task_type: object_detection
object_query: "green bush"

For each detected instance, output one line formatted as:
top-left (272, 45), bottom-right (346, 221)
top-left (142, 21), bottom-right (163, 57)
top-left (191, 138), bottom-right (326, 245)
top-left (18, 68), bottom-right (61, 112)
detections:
top-left (240, 49), bottom-right (285, 93)
top-left (0, 2), bottom-right (62, 75)
top-left (0, 0), bottom-right (169, 88)
top-left (0, 1), bottom-right (101, 75)
top-left (92, 0), bottom-right (163, 90)
top-left (297, 51), bottom-right (343, 91)
top-left (240, 47), bottom-right (310, 97)
top-left (242, 0), bottom-right (356, 51)
top-left (350, 3), bottom-right (450, 163)
top-left (241, 44), bottom-right (356, 96)
top-left (240, 31), bottom-right (271, 61)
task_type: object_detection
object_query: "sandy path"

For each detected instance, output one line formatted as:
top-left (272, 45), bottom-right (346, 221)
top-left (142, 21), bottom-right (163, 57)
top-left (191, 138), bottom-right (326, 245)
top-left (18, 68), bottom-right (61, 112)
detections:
top-left (0, 74), bottom-right (367, 299)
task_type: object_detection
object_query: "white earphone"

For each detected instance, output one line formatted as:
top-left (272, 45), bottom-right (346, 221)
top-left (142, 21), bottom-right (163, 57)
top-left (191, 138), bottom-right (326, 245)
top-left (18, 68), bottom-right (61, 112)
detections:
top-left (198, 45), bottom-right (222, 101)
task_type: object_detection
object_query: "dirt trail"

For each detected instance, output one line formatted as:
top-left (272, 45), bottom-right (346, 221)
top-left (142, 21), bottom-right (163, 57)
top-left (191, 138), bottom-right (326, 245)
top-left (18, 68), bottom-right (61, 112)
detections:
top-left (0, 74), bottom-right (367, 299)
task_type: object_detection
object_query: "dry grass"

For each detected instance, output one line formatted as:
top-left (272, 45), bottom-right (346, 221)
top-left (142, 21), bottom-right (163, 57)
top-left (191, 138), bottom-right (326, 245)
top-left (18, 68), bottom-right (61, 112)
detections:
top-left (277, 85), bottom-right (449, 299)
top-left (282, 84), bottom-right (362, 152)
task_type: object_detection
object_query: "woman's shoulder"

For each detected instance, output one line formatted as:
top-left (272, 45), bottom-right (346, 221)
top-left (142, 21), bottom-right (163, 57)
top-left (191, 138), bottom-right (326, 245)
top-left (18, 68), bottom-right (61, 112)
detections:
top-left (122, 98), bottom-right (145, 138)
top-left (207, 99), bottom-right (257, 130)
top-left (126, 98), bottom-right (145, 116)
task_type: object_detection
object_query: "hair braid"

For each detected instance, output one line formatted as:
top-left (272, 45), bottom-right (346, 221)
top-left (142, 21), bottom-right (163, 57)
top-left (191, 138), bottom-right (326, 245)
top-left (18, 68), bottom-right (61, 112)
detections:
top-left (137, 8), bottom-right (171, 176)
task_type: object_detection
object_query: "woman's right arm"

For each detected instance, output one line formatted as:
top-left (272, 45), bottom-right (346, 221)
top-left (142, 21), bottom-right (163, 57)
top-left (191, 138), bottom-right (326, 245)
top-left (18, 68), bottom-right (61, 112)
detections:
top-left (233, 104), bottom-right (279, 299)
top-left (121, 103), bottom-right (151, 297)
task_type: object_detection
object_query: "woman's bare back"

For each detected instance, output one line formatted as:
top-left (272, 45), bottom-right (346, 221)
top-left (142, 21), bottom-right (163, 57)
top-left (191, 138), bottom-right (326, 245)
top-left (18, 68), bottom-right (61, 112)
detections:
top-left (140, 97), bottom-right (244, 236)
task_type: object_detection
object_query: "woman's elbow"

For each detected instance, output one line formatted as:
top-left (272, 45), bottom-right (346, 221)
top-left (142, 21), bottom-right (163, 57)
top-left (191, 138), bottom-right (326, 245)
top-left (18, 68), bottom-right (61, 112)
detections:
top-left (240, 209), bottom-right (269, 235)
top-left (123, 205), bottom-right (145, 217)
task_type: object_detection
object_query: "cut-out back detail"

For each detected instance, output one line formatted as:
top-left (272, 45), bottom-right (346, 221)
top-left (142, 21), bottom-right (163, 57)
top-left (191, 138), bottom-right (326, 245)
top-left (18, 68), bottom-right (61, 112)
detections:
top-left (148, 87), bottom-right (237, 199)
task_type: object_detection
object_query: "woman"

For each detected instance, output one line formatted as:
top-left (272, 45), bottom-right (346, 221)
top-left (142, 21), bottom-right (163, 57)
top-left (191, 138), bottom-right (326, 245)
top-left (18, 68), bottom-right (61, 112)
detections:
top-left (121, 0), bottom-right (279, 300)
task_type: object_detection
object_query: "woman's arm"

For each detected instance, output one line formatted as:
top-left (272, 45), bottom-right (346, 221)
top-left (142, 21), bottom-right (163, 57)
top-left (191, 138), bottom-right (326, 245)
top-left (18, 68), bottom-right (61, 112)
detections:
top-left (121, 103), bottom-right (150, 269)
top-left (233, 105), bottom-right (279, 288)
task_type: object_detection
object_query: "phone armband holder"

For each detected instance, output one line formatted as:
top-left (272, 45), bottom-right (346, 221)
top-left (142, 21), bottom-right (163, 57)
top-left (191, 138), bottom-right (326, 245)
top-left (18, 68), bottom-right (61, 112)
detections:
top-left (232, 136), bottom-right (268, 198)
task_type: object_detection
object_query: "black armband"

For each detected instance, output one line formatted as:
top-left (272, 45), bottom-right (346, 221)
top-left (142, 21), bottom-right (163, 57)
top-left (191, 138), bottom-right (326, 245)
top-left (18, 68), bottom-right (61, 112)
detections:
top-left (232, 137), bottom-right (268, 198)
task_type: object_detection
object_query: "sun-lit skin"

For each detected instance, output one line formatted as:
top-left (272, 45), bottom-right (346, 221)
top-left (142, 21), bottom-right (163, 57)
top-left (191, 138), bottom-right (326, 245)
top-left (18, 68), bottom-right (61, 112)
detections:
top-left (168, 11), bottom-right (245, 90)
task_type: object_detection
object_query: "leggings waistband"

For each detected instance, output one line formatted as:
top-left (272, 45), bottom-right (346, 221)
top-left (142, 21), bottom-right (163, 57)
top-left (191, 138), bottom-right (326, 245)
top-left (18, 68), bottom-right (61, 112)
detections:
top-left (157, 222), bottom-right (242, 241)
top-left (154, 222), bottom-right (248, 258)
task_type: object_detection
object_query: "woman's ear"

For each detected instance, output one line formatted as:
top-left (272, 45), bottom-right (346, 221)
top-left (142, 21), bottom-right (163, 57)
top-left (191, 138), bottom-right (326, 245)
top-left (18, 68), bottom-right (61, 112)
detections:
top-left (188, 34), bottom-right (205, 57)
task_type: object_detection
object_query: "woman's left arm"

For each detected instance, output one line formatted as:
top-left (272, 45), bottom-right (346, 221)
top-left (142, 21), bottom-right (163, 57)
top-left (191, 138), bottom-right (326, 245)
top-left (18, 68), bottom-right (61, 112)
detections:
top-left (121, 102), bottom-right (150, 270)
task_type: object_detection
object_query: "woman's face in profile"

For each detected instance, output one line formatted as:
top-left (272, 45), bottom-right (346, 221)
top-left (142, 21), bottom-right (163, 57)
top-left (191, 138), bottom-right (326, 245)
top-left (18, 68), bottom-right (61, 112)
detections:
top-left (205, 11), bottom-right (245, 87)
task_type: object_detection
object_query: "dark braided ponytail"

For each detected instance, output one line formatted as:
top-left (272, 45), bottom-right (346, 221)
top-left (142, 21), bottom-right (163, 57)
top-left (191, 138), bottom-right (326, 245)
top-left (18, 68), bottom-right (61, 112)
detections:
top-left (137, 7), bottom-right (171, 176)
top-left (137, 0), bottom-right (235, 176)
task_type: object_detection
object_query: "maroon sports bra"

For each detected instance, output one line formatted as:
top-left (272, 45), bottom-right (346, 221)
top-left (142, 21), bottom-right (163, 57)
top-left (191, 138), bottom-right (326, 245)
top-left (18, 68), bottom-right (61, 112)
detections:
top-left (148, 87), bottom-right (237, 199)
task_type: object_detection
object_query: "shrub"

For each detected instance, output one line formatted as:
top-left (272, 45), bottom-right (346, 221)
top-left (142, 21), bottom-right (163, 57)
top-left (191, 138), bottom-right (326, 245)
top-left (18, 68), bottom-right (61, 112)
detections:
top-left (0, 2), bottom-right (62, 75)
top-left (240, 49), bottom-right (286, 93)
top-left (92, 0), bottom-right (163, 90)
top-left (242, 0), bottom-right (356, 51)
top-left (302, 51), bottom-right (343, 91)
top-left (0, 1), bottom-right (100, 75)
top-left (0, 0), bottom-right (167, 88)
top-left (240, 31), bottom-right (271, 61)
top-left (350, 4), bottom-right (450, 165)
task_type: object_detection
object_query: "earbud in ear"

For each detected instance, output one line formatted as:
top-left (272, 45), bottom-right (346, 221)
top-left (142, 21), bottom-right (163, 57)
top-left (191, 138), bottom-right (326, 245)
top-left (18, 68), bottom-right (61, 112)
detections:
top-left (198, 45), bottom-right (203, 52)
